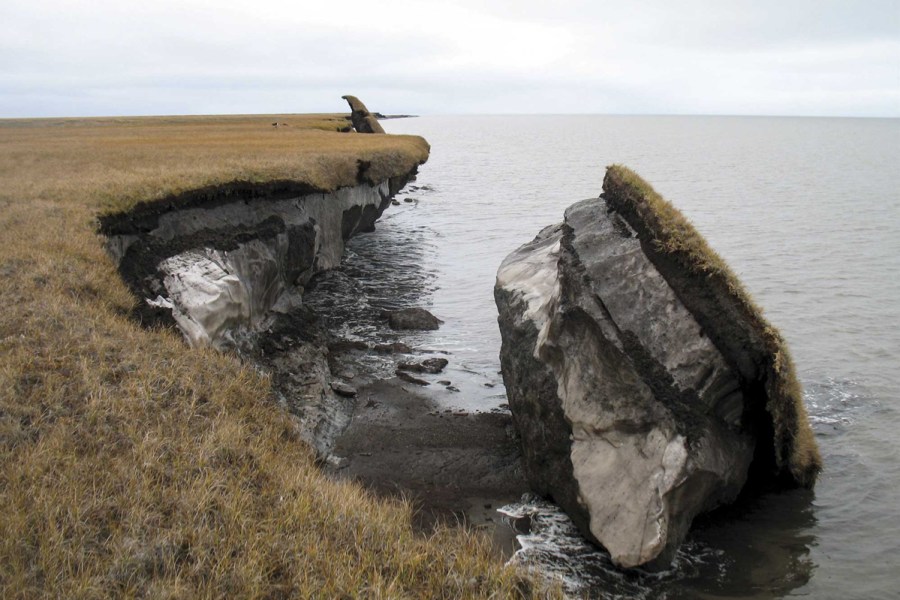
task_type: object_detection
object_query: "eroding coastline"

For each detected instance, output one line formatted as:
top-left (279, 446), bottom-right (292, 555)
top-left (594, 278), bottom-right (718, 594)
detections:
top-left (101, 171), bottom-right (419, 456)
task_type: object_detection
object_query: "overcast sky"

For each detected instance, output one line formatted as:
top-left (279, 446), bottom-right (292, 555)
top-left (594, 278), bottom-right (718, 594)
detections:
top-left (1, 0), bottom-right (897, 118)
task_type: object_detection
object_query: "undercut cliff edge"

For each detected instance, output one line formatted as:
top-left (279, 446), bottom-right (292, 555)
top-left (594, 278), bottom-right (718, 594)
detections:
top-left (100, 161), bottom-right (424, 457)
top-left (495, 165), bottom-right (821, 570)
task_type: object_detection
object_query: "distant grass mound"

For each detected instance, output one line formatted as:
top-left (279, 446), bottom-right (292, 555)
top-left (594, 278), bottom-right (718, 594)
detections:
top-left (0, 114), bottom-right (549, 598)
top-left (603, 165), bottom-right (821, 489)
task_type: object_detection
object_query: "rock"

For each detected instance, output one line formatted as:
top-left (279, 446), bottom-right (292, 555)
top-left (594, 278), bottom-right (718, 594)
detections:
top-left (437, 380), bottom-right (451, 386)
top-left (398, 357), bottom-right (449, 374)
top-left (424, 358), bottom-right (449, 372)
top-left (385, 307), bottom-right (443, 331)
top-left (494, 165), bottom-right (821, 570)
top-left (396, 370), bottom-right (430, 386)
top-left (330, 381), bottom-right (357, 398)
top-left (373, 341), bottom-right (413, 354)
top-left (336, 369), bottom-right (356, 380)
top-left (341, 95), bottom-right (386, 134)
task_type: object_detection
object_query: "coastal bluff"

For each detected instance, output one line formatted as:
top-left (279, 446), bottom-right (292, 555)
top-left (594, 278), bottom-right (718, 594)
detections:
top-left (495, 165), bottom-right (821, 569)
top-left (99, 101), bottom-right (427, 456)
top-left (1, 109), bottom-right (550, 598)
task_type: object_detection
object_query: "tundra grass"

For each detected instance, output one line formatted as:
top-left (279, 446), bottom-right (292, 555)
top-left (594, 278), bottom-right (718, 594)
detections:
top-left (603, 165), bottom-right (821, 487)
top-left (0, 115), bottom-right (552, 598)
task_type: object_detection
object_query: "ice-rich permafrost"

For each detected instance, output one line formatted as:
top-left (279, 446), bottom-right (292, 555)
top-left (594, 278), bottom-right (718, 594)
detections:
top-left (101, 159), bottom-right (422, 457)
top-left (495, 165), bottom-right (821, 569)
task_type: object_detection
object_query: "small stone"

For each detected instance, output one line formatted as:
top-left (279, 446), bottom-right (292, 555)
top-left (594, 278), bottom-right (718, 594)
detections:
top-left (386, 307), bottom-right (443, 331)
top-left (396, 370), bottom-right (429, 386)
top-left (422, 357), bottom-right (448, 373)
top-left (397, 357), bottom-right (449, 374)
top-left (373, 342), bottom-right (413, 354)
top-left (391, 200), bottom-right (400, 206)
top-left (330, 381), bottom-right (357, 398)
top-left (437, 380), bottom-right (451, 386)
top-left (446, 386), bottom-right (460, 393)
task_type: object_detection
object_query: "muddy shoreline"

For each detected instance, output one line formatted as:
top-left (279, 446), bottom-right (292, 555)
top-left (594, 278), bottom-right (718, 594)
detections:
top-left (323, 375), bottom-right (528, 556)
top-left (249, 300), bottom-right (531, 555)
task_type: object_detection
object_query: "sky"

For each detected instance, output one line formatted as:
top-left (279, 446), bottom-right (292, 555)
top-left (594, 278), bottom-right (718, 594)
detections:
top-left (1, 0), bottom-right (898, 118)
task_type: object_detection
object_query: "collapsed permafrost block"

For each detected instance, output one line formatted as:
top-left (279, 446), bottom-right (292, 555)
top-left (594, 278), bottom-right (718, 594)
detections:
top-left (495, 165), bottom-right (820, 569)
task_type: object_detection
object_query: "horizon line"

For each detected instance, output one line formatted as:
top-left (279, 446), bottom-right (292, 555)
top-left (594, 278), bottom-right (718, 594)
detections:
top-left (1, 111), bottom-right (897, 122)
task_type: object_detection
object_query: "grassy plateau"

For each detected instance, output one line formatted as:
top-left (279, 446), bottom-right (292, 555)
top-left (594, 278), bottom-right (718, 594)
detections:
top-left (0, 114), bottom-right (550, 598)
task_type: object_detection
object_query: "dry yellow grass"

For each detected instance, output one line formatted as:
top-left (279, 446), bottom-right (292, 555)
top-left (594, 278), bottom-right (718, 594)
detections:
top-left (1, 114), bottom-right (429, 215)
top-left (0, 115), bottom-right (553, 598)
top-left (603, 165), bottom-right (821, 488)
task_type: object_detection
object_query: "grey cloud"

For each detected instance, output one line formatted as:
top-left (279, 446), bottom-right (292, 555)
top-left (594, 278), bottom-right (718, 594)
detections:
top-left (0, 0), bottom-right (897, 117)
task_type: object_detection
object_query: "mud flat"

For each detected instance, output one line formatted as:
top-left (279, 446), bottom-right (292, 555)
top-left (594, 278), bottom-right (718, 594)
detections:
top-left (325, 376), bottom-right (527, 554)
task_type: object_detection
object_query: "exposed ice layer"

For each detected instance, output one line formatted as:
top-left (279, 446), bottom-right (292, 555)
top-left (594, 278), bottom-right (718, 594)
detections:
top-left (150, 240), bottom-right (295, 348)
top-left (495, 224), bottom-right (562, 327)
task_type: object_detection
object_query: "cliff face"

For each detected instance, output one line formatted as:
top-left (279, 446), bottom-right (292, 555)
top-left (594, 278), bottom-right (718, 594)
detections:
top-left (101, 168), bottom-right (420, 455)
top-left (104, 179), bottom-right (409, 348)
top-left (495, 166), bottom-right (820, 569)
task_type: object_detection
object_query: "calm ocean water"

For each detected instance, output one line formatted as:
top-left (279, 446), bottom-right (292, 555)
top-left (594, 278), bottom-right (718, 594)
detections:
top-left (334, 115), bottom-right (899, 598)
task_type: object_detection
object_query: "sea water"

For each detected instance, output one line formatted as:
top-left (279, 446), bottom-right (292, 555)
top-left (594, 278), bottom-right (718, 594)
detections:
top-left (321, 115), bottom-right (900, 599)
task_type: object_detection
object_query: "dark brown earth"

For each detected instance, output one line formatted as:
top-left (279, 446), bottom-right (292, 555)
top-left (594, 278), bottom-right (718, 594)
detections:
top-left (325, 377), bottom-right (529, 556)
